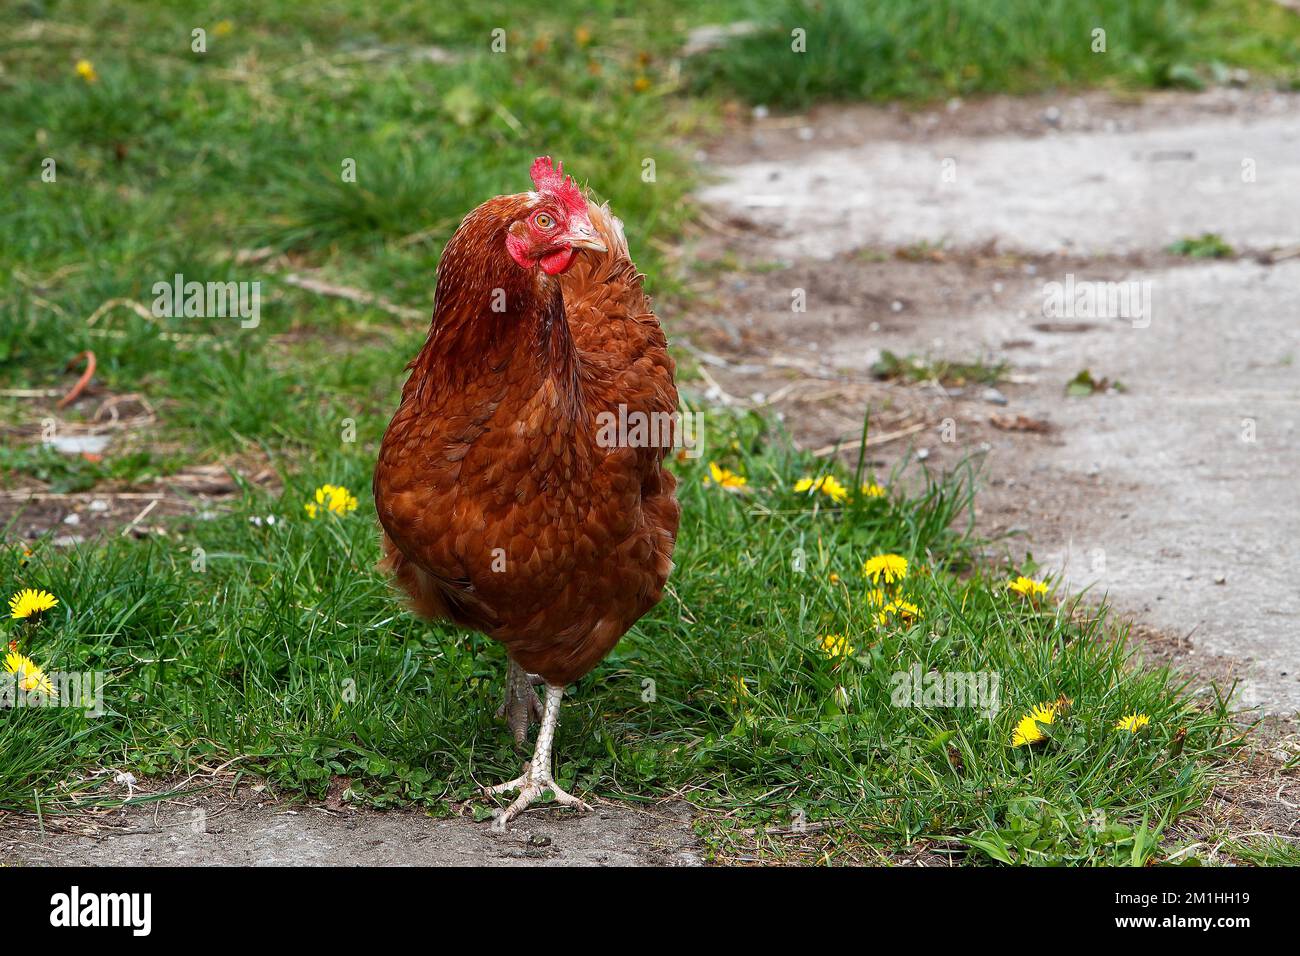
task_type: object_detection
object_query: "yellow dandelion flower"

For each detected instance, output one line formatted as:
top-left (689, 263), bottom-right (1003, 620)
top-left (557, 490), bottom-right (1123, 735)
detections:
top-left (75, 59), bottom-right (98, 83)
top-left (213, 20), bottom-right (233, 36)
top-left (4, 651), bottom-right (54, 695)
top-left (1011, 700), bottom-right (1061, 747)
top-left (820, 476), bottom-right (848, 502)
top-left (793, 475), bottom-right (848, 503)
top-left (861, 482), bottom-right (886, 498)
top-left (574, 25), bottom-right (592, 46)
top-left (704, 462), bottom-right (747, 490)
top-left (1008, 575), bottom-right (1048, 597)
top-left (9, 588), bottom-right (58, 621)
top-left (1114, 713), bottom-right (1151, 734)
top-left (876, 599), bottom-right (921, 626)
top-left (863, 553), bottom-right (908, 585)
top-left (828, 572), bottom-right (840, 584)
top-left (818, 633), bottom-right (854, 659)
top-left (866, 587), bottom-right (887, 608)
top-left (305, 484), bottom-right (358, 519)
top-left (632, 75), bottom-right (651, 93)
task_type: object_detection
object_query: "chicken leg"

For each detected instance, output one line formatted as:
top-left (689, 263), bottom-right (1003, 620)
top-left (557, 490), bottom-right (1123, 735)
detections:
top-left (495, 658), bottom-right (544, 745)
top-left (486, 683), bottom-right (592, 831)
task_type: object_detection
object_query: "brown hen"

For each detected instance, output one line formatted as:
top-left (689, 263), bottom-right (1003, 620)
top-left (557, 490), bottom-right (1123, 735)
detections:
top-left (373, 157), bottom-right (679, 828)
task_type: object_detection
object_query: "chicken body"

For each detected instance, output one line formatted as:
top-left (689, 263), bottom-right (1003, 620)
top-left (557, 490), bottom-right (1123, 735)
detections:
top-left (374, 180), bottom-right (679, 826)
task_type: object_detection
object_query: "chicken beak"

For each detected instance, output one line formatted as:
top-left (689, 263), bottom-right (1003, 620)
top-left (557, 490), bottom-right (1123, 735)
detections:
top-left (567, 222), bottom-right (607, 254)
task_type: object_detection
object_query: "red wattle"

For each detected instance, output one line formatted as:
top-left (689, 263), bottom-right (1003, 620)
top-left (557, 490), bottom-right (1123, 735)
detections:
top-left (539, 247), bottom-right (576, 275)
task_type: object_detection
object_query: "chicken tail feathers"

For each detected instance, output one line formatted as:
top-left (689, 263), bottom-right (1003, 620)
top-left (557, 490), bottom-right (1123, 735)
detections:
top-left (379, 531), bottom-right (500, 630)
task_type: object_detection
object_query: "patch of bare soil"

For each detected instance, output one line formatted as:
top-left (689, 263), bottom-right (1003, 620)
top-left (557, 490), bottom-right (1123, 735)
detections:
top-left (1168, 716), bottom-right (1300, 862)
top-left (1, 386), bottom-right (279, 543)
top-left (0, 779), bottom-right (702, 868)
top-left (1, 466), bottom-right (280, 544)
top-left (672, 246), bottom-right (1171, 496)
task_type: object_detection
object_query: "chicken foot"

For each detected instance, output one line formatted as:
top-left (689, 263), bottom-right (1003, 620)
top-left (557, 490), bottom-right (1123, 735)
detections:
top-left (495, 658), bottom-right (544, 746)
top-left (487, 683), bottom-right (593, 831)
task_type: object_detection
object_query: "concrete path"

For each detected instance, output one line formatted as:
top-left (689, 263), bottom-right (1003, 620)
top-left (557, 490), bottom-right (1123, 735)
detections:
top-left (700, 92), bottom-right (1300, 259)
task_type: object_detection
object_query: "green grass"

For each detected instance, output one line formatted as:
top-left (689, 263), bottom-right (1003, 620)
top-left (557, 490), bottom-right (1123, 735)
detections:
top-left (689, 0), bottom-right (1300, 108)
top-left (1, 414), bottom-right (1240, 863)
top-left (0, 0), bottom-right (1270, 864)
top-left (871, 349), bottom-right (1007, 388)
top-left (1216, 836), bottom-right (1300, 866)
top-left (1168, 232), bottom-right (1236, 258)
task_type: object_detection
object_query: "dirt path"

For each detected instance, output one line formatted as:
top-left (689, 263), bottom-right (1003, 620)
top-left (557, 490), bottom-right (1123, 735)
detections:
top-left (688, 88), bottom-right (1300, 716)
top-left (0, 785), bottom-right (701, 867)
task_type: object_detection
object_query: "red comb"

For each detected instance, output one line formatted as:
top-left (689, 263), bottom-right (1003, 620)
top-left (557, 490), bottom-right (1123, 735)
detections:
top-left (530, 156), bottom-right (587, 216)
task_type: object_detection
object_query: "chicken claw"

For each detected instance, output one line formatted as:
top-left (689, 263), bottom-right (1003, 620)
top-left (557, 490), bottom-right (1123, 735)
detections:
top-left (495, 659), bottom-right (544, 745)
top-left (486, 684), bottom-right (593, 831)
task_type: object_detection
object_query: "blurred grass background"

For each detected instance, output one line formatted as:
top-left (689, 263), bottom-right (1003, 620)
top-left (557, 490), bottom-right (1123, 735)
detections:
top-left (692, 0), bottom-right (1300, 107)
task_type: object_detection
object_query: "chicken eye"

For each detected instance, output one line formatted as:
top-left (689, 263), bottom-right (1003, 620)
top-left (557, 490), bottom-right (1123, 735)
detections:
top-left (534, 213), bottom-right (555, 230)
